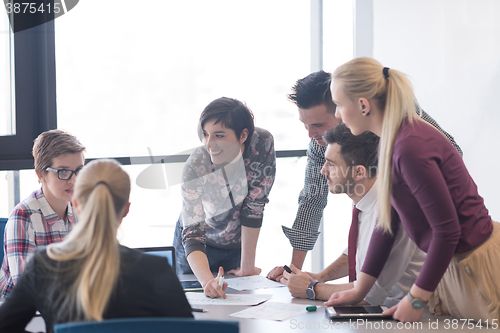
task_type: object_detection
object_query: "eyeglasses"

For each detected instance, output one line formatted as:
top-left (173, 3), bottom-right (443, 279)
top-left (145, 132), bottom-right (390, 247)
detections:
top-left (45, 167), bottom-right (82, 180)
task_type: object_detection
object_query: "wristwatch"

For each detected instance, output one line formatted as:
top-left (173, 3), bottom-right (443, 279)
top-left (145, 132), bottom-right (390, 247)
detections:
top-left (306, 280), bottom-right (319, 300)
top-left (407, 293), bottom-right (428, 309)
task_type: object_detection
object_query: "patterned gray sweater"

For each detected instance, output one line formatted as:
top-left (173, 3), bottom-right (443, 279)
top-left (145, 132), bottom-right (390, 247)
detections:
top-left (180, 127), bottom-right (276, 256)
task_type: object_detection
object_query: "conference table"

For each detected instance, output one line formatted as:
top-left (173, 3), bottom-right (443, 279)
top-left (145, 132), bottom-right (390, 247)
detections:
top-left (7, 274), bottom-right (493, 332)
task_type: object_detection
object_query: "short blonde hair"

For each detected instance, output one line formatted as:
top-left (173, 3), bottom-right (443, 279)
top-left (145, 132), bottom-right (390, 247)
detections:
top-left (32, 129), bottom-right (86, 171)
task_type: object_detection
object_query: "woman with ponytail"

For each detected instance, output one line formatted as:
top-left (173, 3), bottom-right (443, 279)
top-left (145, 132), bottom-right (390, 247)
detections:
top-left (325, 57), bottom-right (500, 322)
top-left (0, 159), bottom-right (192, 332)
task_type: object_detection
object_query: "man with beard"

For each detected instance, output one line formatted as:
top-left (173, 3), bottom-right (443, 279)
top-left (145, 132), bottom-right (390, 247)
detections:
top-left (280, 124), bottom-right (425, 307)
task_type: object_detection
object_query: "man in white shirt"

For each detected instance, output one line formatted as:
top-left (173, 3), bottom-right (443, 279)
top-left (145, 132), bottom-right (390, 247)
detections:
top-left (281, 124), bottom-right (425, 306)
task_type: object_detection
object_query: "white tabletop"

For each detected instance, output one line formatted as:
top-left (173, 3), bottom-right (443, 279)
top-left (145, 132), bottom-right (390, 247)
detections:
top-left (5, 274), bottom-right (492, 332)
top-left (178, 274), bottom-right (490, 333)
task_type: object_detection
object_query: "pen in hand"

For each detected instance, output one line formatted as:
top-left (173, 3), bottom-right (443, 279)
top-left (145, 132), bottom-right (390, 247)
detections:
top-left (219, 275), bottom-right (225, 289)
top-left (214, 266), bottom-right (227, 299)
top-left (283, 265), bottom-right (294, 274)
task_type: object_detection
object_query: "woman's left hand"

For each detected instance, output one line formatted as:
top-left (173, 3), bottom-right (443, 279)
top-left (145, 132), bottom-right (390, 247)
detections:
top-left (384, 296), bottom-right (425, 322)
top-left (228, 266), bottom-right (262, 277)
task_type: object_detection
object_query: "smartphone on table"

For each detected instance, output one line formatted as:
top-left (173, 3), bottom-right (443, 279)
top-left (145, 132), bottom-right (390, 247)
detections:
top-left (325, 305), bottom-right (392, 319)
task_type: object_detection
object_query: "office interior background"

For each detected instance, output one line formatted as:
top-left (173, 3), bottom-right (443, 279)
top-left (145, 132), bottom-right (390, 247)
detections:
top-left (1, 0), bottom-right (499, 275)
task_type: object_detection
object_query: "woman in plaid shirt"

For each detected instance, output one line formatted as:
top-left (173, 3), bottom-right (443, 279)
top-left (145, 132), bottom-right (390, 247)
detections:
top-left (0, 130), bottom-right (85, 297)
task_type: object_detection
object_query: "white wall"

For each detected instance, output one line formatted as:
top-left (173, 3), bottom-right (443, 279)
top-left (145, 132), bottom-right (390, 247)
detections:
top-left (371, 0), bottom-right (500, 219)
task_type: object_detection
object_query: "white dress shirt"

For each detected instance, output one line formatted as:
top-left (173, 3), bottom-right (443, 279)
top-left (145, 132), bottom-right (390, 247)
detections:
top-left (342, 180), bottom-right (426, 306)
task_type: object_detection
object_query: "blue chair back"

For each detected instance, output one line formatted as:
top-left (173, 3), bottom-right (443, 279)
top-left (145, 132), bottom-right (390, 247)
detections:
top-left (54, 317), bottom-right (239, 333)
top-left (0, 218), bottom-right (7, 264)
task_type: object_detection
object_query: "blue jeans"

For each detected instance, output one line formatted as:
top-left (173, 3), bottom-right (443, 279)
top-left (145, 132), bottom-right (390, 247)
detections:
top-left (173, 218), bottom-right (241, 274)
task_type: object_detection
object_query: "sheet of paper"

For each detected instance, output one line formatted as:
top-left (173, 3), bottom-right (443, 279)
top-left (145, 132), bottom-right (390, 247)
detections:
top-left (185, 292), bottom-right (272, 306)
top-left (230, 302), bottom-right (319, 321)
top-left (226, 275), bottom-right (286, 291)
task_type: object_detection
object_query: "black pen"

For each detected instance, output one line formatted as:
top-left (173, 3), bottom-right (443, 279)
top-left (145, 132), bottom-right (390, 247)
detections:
top-left (191, 307), bottom-right (208, 313)
top-left (283, 265), bottom-right (294, 274)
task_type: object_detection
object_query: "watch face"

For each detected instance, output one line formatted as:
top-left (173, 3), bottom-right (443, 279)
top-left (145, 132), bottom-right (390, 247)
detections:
top-left (306, 288), bottom-right (315, 299)
top-left (412, 300), bottom-right (424, 309)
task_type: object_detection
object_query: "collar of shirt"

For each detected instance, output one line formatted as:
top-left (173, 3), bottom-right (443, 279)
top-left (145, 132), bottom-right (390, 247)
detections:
top-left (354, 179), bottom-right (378, 216)
top-left (35, 188), bottom-right (76, 227)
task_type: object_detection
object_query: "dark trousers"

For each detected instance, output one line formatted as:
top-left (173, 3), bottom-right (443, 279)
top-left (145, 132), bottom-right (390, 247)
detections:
top-left (173, 218), bottom-right (241, 274)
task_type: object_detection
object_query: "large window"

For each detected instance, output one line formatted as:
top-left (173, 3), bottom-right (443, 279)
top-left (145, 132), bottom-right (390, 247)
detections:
top-left (54, 0), bottom-right (315, 273)
top-left (3, 0), bottom-right (354, 273)
top-left (0, 10), bottom-right (57, 171)
top-left (0, 9), bottom-right (15, 219)
top-left (55, 1), bottom-right (312, 158)
top-left (0, 9), bottom-right (15, 137)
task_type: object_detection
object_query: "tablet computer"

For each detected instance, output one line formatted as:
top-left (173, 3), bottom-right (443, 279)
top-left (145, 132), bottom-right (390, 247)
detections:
top-left (180, 280), bottom-right (203, 291)
top-left (325, 305), bottom-right (391, 319)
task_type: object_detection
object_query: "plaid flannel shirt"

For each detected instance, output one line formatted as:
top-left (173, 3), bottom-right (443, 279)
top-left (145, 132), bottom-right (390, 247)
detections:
top-left (0, 188), bottom-right (76, 297)
top-left (282, 106), bottom-right (463, 251)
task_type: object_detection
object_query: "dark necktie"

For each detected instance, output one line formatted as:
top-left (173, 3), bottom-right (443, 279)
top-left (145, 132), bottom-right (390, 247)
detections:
top-left (348, 207), bottom-right (361, 282)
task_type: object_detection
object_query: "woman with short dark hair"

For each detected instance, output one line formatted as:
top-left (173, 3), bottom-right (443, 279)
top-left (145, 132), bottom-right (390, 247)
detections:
top-left (174, 97), bottom-right (276, 298)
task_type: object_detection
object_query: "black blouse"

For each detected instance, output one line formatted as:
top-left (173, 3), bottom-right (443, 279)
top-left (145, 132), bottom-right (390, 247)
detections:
top-left (0, 245), bottom-right (193, 333)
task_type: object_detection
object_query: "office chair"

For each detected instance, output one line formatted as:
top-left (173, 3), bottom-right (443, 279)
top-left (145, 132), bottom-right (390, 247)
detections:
top-left (0, 218), bottom-right (7, 263)
top-left (54, 317), bottom-right (239, 333)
